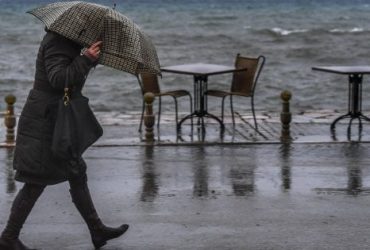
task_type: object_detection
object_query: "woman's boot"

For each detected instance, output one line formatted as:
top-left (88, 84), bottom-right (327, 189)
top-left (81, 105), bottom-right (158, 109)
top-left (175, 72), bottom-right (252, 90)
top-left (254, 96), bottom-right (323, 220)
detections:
top-left (69, 177), bottom-right (129, 249)
top-left (0, 184), bottom-right (45, 250)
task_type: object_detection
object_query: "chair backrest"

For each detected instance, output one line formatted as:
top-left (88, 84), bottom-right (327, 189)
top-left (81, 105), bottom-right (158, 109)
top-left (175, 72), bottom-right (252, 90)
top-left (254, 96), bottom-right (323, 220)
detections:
top-left (230, 54), bottom-right (265, 96)
top-left (137, 73), bottom-right (161, 95)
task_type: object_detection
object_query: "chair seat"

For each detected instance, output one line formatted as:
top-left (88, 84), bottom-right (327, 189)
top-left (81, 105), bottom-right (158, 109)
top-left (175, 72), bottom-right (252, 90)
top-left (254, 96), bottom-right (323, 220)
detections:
top-left (157, 90), bottom-right (190, 98)
top-left (205, 89), bottom-right (230, 97)
top-left (206, 90), bottom-right (251, 98)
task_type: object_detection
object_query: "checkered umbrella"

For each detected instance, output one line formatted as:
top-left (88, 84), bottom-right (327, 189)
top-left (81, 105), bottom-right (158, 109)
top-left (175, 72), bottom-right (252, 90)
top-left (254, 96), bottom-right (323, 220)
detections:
top-left (28, 1), bottom-right (161, 75)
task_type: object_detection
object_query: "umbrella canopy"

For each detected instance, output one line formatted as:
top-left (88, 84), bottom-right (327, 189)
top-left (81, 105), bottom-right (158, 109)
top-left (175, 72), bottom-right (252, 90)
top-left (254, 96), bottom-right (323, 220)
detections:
top-left (28, 1), bottom-right (161, 75)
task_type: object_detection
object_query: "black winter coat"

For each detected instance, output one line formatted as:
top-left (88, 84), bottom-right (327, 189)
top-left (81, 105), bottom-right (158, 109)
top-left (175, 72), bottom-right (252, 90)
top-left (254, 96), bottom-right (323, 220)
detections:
top-left (14, 31), bottom-right (96, 185)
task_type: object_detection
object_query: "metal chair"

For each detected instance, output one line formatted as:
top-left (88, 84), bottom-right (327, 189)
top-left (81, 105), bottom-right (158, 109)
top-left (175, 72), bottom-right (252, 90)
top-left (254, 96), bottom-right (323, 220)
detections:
top-left (205, 54), bottom-right (265, 130)
top-left (137, 73), bottom-right (193, 132)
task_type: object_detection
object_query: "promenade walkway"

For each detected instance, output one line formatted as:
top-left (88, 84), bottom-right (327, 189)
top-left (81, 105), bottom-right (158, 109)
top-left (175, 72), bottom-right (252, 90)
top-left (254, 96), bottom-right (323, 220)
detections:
top-left (1, 111), bottom-right (370, 250)
top-left (95, 110), bottom-right (370, 146)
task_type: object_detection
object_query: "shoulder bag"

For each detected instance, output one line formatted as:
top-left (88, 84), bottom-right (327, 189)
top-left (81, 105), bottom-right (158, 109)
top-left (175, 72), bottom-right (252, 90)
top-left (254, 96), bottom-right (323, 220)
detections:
top-left (51, 70), bottom-right (103, 160)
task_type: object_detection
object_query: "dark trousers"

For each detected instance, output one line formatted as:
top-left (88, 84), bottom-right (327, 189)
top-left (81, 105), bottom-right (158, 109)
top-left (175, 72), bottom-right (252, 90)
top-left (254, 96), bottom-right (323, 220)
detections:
top-left (1, 173), bottom-right (88, 240)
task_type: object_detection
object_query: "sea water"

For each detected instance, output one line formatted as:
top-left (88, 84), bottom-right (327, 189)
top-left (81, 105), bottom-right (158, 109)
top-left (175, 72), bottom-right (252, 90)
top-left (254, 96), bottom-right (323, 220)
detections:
top-left (1, 0), bottom-right (370, 116)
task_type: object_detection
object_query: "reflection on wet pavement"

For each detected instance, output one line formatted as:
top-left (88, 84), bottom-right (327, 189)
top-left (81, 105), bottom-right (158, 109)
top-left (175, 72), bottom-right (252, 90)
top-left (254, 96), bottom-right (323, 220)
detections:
top-left (192, 147), bottom-right (208, 197)
top-left (140, 146), bottom-right (159, 202)
top-left (0, 148), bottom-right (16, 195)
top-left (230, 146), bottom-right (256, 196)
top-left (280, 143), bottom-right (292, 192)
top-left (2, 143), bottom-right (370, 198)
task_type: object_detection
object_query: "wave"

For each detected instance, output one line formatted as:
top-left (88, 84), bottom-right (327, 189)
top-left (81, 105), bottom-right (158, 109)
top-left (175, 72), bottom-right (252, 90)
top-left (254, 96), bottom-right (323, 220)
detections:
top-left (255, 27), bottom-right (368, 37)
top-left (270, 27), bottom-right (308, 36)
top-left (329, 27), bottom-right (364, 33)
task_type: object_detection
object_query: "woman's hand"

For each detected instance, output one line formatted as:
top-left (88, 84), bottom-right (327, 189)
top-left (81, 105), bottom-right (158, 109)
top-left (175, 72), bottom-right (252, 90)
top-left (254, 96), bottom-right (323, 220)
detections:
top-left (82, 41), bottom-right (103, 62)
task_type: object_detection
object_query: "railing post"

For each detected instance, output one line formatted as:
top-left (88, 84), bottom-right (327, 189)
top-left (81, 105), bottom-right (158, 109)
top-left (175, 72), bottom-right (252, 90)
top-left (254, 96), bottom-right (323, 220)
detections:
top-left (280, 90), bottom-right (292, 142)
top-left (4, 94), bottom-right (16, 144)
top-left (144, 92), bottom-right (155, 143)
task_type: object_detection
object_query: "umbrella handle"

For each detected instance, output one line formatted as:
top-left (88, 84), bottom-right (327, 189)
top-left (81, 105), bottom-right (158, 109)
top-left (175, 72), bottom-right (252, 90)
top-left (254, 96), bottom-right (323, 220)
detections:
top-left (78, 29), bottom-right (86, 38)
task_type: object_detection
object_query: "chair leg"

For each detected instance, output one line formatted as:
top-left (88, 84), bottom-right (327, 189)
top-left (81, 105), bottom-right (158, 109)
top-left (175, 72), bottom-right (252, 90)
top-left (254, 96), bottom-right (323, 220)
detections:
top-left (189, 95), bottom-right (193, 128)
top-left (251, 97), bottom-right (258, 130)
top-left (221, 96), bottom-right (226, 124)
top-left (173, 97), bottom-right (179, 129)
top-left (139, 99), bottom-right (145, 132)
top-left (230, 95), bottom-right (235, 126)
top-left (157, 97), bottom-right (162, 129)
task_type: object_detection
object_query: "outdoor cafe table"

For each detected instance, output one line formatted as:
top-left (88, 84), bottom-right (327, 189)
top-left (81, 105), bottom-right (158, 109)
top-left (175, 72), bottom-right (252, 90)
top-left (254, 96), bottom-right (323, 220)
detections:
top-left (161, 63), bottom-right (246, 131)
top-left (312, 66), bottom-right (370, 132)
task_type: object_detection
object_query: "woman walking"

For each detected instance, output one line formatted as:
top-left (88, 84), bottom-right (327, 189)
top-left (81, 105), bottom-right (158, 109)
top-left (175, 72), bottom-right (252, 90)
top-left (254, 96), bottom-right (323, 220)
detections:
top-left (0, 30), bottom-right (129, 250)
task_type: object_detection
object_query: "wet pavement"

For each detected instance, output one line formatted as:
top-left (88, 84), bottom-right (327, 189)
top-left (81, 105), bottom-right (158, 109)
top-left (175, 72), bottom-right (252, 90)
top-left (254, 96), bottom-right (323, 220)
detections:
top-left (1, 111), bottom-right (370, 249)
